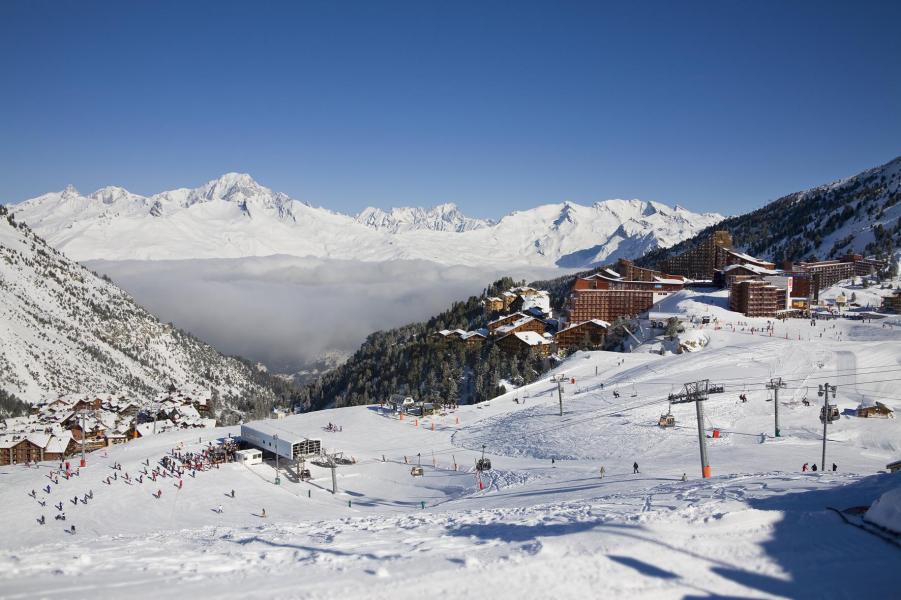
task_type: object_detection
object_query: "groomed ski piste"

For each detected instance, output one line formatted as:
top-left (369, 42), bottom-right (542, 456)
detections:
top-left (1, 287), bottom-right (900, 599)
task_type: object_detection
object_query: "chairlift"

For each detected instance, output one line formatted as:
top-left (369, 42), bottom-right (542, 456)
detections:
top-left (411, 452), bottom-right (424, 477)
top-left (820, 404), bottom-right (839, 424)
top-left (658, 401), bottom-right (676, 428)
top-left (475, 444), bottom-right (492, 472)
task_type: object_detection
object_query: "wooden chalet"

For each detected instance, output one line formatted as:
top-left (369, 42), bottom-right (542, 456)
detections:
top-left (497, 331), bottom-right (555, 357)
top-left (487, 312), bottom-right (528, 333)
top-left (484, 297), bottom-right (505, 313)
top-left (493, 315), bottom-right (546, 338)
top-left (555, 319), bottom-right (610, 351)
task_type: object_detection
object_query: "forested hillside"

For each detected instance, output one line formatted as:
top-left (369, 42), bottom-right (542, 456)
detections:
top-left (297, 278), bottom-right (560, 410)
top-left (639, 156), bottom-right (901, 269)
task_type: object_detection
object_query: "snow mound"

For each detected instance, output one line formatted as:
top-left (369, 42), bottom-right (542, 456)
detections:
top-left (865, 484), bottom-right (901, 534)
top-left (677, 330), bottom-right (709, 353)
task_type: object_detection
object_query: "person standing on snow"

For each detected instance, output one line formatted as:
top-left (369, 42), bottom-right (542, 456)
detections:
top-left (832, 463), bottom-right (837, 472)
top-left (261, 508), bottom-right (267, 518)
top-left (599, 466), bottom-right (605, 479)
top-left (802, 463), bottom-right (809, 472)
top-left (633, 462), bottom-right (639, 474)
top-left (681, 473), bottom-right (687, 481)
top-left (811, 464), bottom-right (818, 472)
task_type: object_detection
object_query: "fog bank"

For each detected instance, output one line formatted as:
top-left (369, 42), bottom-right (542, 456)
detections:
top-left (87, 256), bottom-right (564, 373)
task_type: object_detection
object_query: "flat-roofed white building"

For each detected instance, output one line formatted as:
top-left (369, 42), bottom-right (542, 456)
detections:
top-left (235, 448), bottom-right (262, 465)
top-left (240, 420), bottom-right (322, 461)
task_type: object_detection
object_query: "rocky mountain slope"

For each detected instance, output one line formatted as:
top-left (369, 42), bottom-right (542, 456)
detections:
top-left (10, 174), bottom-right (722, 268)
top-left (0, 204), bottom-right (293, 419)
top-left (640, 156), bottom-right (901, 269)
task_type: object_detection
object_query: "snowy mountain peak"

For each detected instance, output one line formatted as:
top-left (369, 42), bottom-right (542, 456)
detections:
top-left (61, 184), bottom-right (81, 199)
top-left (12, 174), bottom-right (723, 268)
top-left (354, 203), bottom-right (492, 233)
top-left (90, 186), bottom-right (145, 205)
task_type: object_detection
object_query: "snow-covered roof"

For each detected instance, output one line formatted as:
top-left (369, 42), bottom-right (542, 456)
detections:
top-left (725, 249), bottom-right (773, 265)
top-left (510, 331), bottom-right (554, 346)
top-left (603, 269), bottom-right (622, 279)
top-left (496, 316), bottom-right (537, 335)
top-left (460, 331), bottom-right (486, 340)
top-left (45, 432), bottom-right (73, 454)
top-left (488, 312), bottom-right (526, 326)
top-left (557, 319), bottom-right (611, 333)
top-left (723, 263), bottom-right (780, 276)
top-left (26, 432), bottom-right (51, 448)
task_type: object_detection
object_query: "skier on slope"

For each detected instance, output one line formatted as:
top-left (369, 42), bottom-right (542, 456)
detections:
top-left (802, 463), bottom-right (809, 472)
top-left (633, 462), bottom-right (639, 474)
top-left (599, 466), bottom-right (605, 479)
top-left (811, 464), bottom-right (818, 472)
top-left (832, 463), bottom-right (837, 472)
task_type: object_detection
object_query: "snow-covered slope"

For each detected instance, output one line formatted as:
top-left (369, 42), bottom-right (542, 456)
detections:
top-left (10, 174), bottom-right (722, 267)
top-left (1, 290), bottom-right (898, 598)
top-left (0, 205), bottom-right (280, 412)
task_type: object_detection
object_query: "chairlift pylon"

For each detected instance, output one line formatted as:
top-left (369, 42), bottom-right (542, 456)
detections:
top-left (630, 381), bottom-right (638, 398)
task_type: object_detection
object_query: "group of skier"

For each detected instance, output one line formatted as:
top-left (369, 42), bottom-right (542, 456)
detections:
top-left (802, 462), bottom-right (837, 472)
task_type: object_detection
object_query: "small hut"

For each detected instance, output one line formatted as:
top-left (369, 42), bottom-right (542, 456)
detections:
top-left (856, 399), bottom-right (894, 418)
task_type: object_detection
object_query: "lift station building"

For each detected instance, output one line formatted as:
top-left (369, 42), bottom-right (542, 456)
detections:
top-left (240, 420), bottom-right (322, 461)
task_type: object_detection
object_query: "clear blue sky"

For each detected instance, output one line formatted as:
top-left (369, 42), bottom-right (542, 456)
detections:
top-left (1, 1), bottom-right (899, 219)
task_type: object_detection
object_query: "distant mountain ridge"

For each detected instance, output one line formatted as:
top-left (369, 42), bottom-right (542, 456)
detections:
top-left (10, 174), bottom-right (722, 268)
top-left (354, 203), bottom-right (493, 233)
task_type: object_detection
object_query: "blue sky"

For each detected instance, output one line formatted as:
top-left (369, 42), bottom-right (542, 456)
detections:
top-left (1, 1), bottom-right (899, 219)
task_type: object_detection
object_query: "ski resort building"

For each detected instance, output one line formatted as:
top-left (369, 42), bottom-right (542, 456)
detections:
top-left (493, 315), bottom-right (546, 338)
top-left (659, 230), bottom-right (735, 279)
top-left (566, 273), bottom-right (684, 323)
top-left (856, 399), bottom-right (894, 418)
top-left (658, 231), bottom-right (779, 280)
top-left (496, 331), bottom-right (555, 357)
top-left (487, 312), bottom-right (528, 333)
top-left (882, 290), bottom-right (901, 313)
top-left (729, 279), bottom-right (789, 317)
top-left (786, 254), bottom-right (884, 292)
top-left (240, 420), bottom-right (323, 461)
top-left (613, 259), bottom-right (671, 282)
top-left (554, 319), bottom-right (610, 351)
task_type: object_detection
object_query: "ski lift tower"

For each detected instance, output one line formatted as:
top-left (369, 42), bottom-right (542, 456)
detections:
top-left (818, 383), bottom-right (838, 469)
top-left (668, 379), bottom-right (725, 478)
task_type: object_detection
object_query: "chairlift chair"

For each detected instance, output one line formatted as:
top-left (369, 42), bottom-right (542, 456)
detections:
top-left (475, 444), bottom-right (492, 472)
top-left (820, 405), bottom-right (839, 423)
top-left (658, 400), bottom-right (675, 428)
top-left (411, 452), bottom-right (424, 477)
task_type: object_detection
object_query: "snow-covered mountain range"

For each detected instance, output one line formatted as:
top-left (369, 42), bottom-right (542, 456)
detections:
top-left (10, 174), bottom-right (723, 267)
top-left (0, 204), bottom-right (286, 413)
top-left (354, 203), bottom-right (492, 233)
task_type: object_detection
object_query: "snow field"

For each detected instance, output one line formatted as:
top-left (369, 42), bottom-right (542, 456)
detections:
top-left (0, 287), bottom-right (899, 598)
